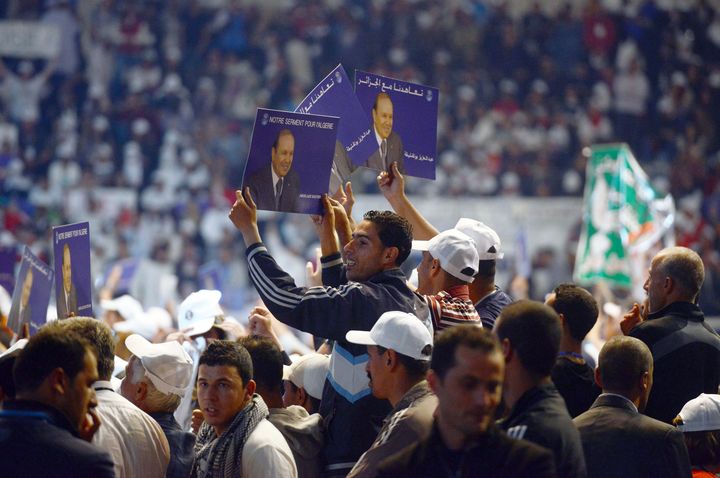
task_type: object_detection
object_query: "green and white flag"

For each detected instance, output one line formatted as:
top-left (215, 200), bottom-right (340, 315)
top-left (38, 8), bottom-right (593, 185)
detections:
top-left (574, 143), bottom-right (675, 289)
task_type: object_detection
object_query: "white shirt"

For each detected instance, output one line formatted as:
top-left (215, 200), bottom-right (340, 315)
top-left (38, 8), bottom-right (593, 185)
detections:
top-left (92, 381), bottom-right (170, 478)
top-left (242, 419), bottom-right (298, 478)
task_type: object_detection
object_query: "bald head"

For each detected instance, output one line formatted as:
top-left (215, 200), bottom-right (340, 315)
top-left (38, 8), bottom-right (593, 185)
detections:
top-left (598, 336), bottom-right (653, 405)
top-left (654, 247), bottom-right (704, 300)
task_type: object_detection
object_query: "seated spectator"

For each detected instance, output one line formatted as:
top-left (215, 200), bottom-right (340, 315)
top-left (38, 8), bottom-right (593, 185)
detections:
top-left (193, 340), bottom-right (297, 477)
top-left (674, 393), bottom-right (720, 477)
top-left (0, 324), bottom-right (114, 477)
top-left (282, 353), bottom-right (330, 415)
top-left (121, 334), bottom-right (196, 478)
top-left (58, 317), bottom-right (170, 478)
top-left (574, 336), bottom-right (691, 478)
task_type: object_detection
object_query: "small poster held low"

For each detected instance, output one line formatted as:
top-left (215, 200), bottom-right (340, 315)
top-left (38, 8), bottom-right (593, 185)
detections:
top-left (8, 246), bottom-right (54, 335)
top-left (355, 71), bottom-right (439, 180)
top-left (295, 64), bottom-right (377, 193)
top-left (241, 109), bottom-right (339, 215)
top-left (53, 222), bottom-right (93, 319)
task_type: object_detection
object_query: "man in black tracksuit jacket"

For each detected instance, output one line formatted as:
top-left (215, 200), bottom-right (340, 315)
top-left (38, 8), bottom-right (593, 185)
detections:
top-left (230, 191), bottom-right (429, 477)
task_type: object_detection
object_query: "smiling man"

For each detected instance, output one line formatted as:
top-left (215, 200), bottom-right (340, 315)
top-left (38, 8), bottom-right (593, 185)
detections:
top-left (376, 325), bottom-right (555, 477)
top-left (365, 92), bottom-right (404, 173)
top-left (229, 192), bottom-right (428, 476)
top-left (193, 340), bottom-right (297, 478)
top-left (245, 128), bottom-right (301, 212)
top-left (58, 243), bottom-right (78, 319)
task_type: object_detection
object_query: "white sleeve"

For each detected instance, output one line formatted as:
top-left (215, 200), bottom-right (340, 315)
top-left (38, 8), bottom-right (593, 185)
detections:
top-left (242, 421), bottom-right (298, 478)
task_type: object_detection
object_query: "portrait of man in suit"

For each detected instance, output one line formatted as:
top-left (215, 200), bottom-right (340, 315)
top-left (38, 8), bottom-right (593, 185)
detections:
top-left (246, 128), bottom-right (301, 212)
top-left (57, 243), bottom-right (78, 319)
top-left (8, 267), bottom-right (33, 332)
top-left (365, 92), bottom-right (404, 173)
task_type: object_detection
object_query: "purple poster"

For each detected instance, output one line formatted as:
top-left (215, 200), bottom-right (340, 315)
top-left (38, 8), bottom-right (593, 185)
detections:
top-left (241, 108), bottom-right (339, 215)
top-left (295, 64), bottom-right (376, 193)
top-left (355, 71), bottom-right (439, 180)
top-left (99, 258), bottom-right (139, 296)
top-left (8, 246), bottom-right (54, 335)
top-left (53, 222), bottom-right (93, 319)
top-left (0, 246), bottom-right (15, 295)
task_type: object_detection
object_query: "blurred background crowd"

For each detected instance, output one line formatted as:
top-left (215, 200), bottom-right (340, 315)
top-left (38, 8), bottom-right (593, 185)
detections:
top-left (1, 0), bottom-right (719, 326)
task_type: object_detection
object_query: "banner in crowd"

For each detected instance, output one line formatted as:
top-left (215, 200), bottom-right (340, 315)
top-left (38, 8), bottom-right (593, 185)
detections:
top-left (53, 222), bottom-right (93, 319)
top-left (0, 246), bottom-right (14, 296)
top-left (241, 108), bottom-right (339, 215)
top-left (354, 71), bottom-right (439, 180)
top-left (0, 21), bottom-right (60, 59)
top-left (99, 258), bottom-right (139, 296)
top-left (295, 64), bottom-right (376, 193)
top-left (8, 246), bottom-right (53, 335)
top-left (574, 143), bottom-right (676, 288)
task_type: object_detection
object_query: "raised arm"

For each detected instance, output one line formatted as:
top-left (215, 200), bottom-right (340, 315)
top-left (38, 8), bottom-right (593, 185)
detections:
top-left (229, 187), bottom-right (262, 247)
top-left (377, 162), bottom-right (438, 240)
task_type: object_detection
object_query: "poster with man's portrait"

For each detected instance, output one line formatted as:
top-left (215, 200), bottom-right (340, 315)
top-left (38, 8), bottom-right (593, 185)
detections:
top-left (295, 64), bottom-right (377, 193)
top-left (355, 71), bottom-right (439, 180)
top-left (0, 246), bottom-right (14, 295)
top-left (241, 108), bottom-right (339, 215)
top-left (53, 222), bottom-right (93, 319)
top-left (8, 246), bottom-right (54, 335)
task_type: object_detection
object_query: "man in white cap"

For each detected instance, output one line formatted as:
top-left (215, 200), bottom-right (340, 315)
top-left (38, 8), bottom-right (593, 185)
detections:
top-left (121, 334), bottom-right (196, 478)
top-left (346, 311), bottom-right (437, 478)
top-left (283, 353), bottom-right (330, 414)
top-left (412, 228), bottom-right (481, 332)
top-left (378, 162), bottom-right (512, 328)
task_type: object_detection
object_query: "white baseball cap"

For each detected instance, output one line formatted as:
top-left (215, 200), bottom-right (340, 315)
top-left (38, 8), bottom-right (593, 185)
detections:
top-left (346, 311), bottom-right (433, 361)
top-left (177, 290), bottom-right (224, 337)
top-left (282, 353), bottom-right (329, 400)
top-left (676, 394), bottom-right (720, 432)
top-left (101, 295), bottom-right (144, 322)
top-left (455, 218), bottom-right (504, 260)
top-left (125, 334), bottom-right (193, 396)
top-left (412, 229), bottom-right (479, 283)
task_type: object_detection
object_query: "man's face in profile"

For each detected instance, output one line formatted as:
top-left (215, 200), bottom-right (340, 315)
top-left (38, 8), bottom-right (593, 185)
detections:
top-left (372, 96), bottom-right (393, 140)
top-left (62, 245), bottom-right (72, 294)
top-left (271, 132), bottom-right (295, 178)
top-left (21, 269), bottom-right (33, 307)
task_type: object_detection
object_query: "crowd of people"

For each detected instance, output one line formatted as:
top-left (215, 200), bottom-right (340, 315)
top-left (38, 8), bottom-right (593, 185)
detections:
top-left (1, 169), bottom-right (720, 477)
top-left (0, 0), bottom-right (719, 317)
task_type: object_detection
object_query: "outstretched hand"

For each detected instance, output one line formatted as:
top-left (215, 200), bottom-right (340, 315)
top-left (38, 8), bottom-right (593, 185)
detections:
top-left (332, 181), bottom-right (356, 225)
top-left (229, 187), bottom-right (261, 246)
top-left (311, 195), bottom-right (340, 256)
top-left (620, 302), bottom-right (645, 335)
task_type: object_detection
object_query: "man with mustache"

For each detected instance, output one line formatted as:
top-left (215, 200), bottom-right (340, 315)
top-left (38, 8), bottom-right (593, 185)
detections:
top-left (245, 128), bottom-right (301, 212)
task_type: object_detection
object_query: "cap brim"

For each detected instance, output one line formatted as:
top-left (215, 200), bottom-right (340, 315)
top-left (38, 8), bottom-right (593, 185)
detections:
top-left (345, 330), bottom-right (376, 345)
top-left (125, 334), bottom-right (153, 358)
top-left (181, 318), bottom-right (215, 337)
top-left (100, 299), bottom-right (120, 311)
top-left (411, 240), bottom-right (431, 251)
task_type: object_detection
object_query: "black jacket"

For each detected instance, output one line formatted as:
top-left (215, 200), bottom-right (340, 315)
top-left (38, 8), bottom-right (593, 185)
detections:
top-left (376, 422), bottom-right (556, 478)
top-left (0, 400), bottom-right (115, 478)
top-left (246, 245), bottom-right (429, 475)
top-left (630, 301), bottom-right (720, 423)
top-left (498, 383), bottom-right (587, 478)
top-left (573, 394), bottom-right (691, 478)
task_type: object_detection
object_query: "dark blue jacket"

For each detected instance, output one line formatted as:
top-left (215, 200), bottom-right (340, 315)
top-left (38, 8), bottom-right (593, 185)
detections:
top-left (0, 400), bottom-right (115, 477)
top-left (245, 244), bottom-right (429, 476)
top-left (150, 412), bottom-right (195, 478)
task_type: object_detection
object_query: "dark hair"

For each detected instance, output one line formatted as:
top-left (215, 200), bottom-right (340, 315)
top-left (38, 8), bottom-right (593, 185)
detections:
top-left (237, 336), bottom-right (283, 392)
top-left (671, 420), bottom-right (720, 468)
top-left (13, 324), bottom-right (90, 394)
top-left (431, 325), bottom-right (500, 380)
top-left (551, 283), bottom-right (599, 341)
top-left (657, 247), bottom-right (705, 302)
top-left (373, 92), bottom-right (392, 112)
top-left (598, 336), bottom-right (652, 393)
top-left (56, 317), bottom-right (115, 380)
top-left (376, 345), bottom-right (430, 381)
top-left (475, 259), bottom-right (496, 279)
top-left (363, 210), bottom-right (413, 265)
top-left (199, 340), bottom-right (253, 385)
top-left (272, 128), bottom-right (294, 151)
top-left (495, 300), bottom-right (560, 377)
